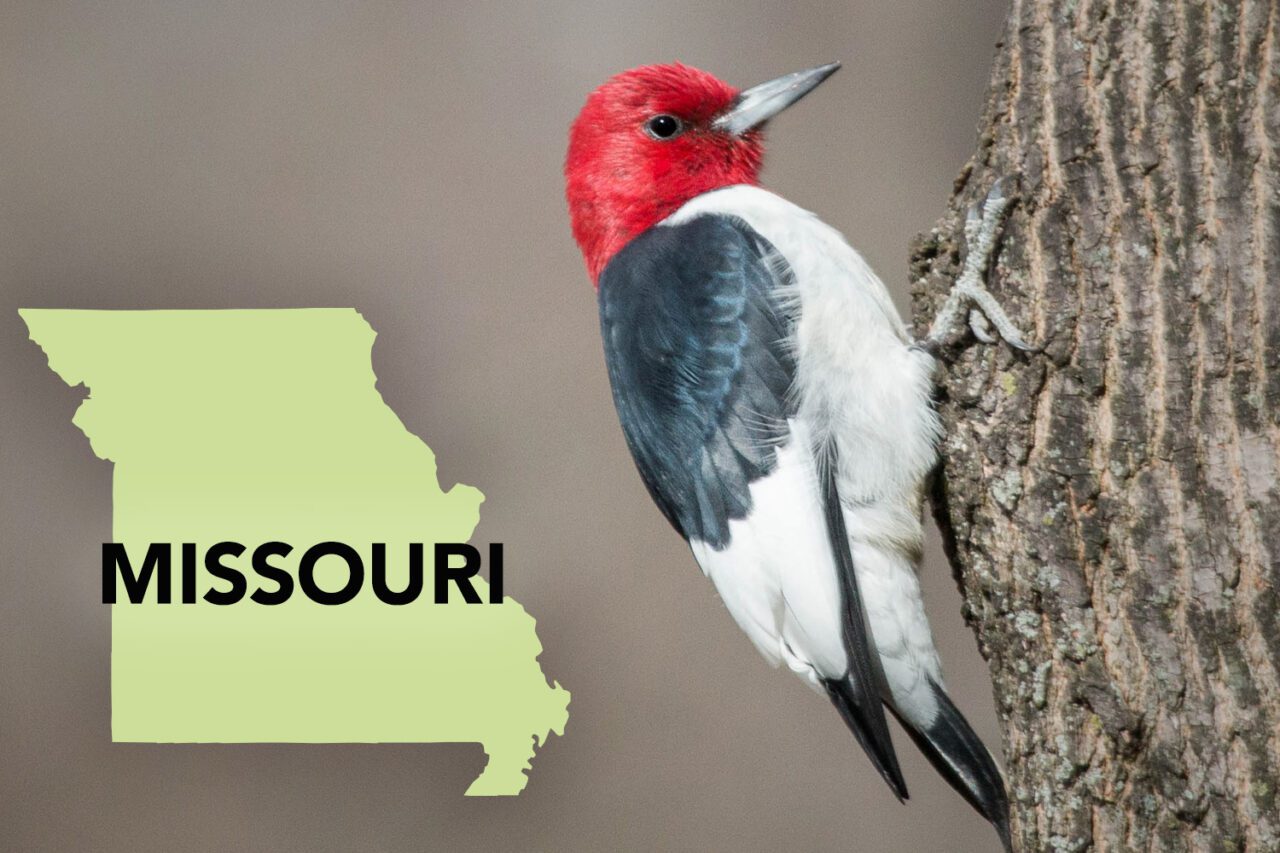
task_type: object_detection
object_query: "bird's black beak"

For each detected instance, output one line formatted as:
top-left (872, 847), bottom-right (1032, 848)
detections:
top-left (712, 62), bottom-right (841, 136)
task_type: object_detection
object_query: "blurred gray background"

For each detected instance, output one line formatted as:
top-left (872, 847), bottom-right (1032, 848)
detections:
top-left (1, 1), bottom-right (1009, 850)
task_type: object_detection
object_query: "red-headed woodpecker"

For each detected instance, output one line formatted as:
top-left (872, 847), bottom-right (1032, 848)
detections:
top-left (565, 63), bottom-right (1029, 850)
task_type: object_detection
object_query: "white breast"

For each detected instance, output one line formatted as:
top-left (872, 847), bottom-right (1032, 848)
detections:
top-left (666, 185), bottom-right (946, 726)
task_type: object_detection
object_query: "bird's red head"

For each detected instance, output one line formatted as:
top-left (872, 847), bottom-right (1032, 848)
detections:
top-left (565, 62), bottom-right (839, 285)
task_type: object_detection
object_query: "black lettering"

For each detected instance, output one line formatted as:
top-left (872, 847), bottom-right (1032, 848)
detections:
top-left (434, 543), bottom-right (482, 604)
top-left (250, 541), bottom-right (294, 605)
top-left (489, 543), bottom-right (503, 603)
top-left (371, 543), bottom-right (422, 604)
top-left (102, 542), bottom-right (171, 604)
top-left (203, 542), bottom-right (247, 605)
top-left (298, 542), bottom-right (363, 605)
top-left (181, 543), bottom-right (197, 604)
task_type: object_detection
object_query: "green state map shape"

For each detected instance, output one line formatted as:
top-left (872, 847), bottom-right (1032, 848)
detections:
top-left (22, 308), bottom-right (569, 795)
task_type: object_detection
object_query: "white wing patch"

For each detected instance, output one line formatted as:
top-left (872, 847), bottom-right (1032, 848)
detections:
top-left (689, 420), bottom-right (846, 690)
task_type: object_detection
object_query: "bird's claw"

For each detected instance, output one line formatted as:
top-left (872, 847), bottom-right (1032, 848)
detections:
top-left (968, 308), bottom-right (996, 344)
top-left (923, 176), bottom-right (1034, 353)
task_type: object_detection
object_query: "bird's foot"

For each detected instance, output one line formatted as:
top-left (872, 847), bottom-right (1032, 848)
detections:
top-left (920, 177), bottom-right (1033, 354)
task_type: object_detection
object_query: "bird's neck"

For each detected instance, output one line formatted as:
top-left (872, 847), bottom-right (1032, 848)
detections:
top-left (569, 170), bottom-right (762, 287)
top-left (568, 192), bottom-right (680, 287)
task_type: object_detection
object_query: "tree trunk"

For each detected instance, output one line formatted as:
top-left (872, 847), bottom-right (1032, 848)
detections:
top-left (909, 1), bottom-right (1280, 850)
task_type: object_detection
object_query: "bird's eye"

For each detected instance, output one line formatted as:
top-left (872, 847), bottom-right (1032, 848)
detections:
top-left (644, 114), bottom-right (684, 140)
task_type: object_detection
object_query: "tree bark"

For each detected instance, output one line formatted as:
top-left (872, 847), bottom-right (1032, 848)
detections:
top-left (909, 1), bottom-right (1280, 850)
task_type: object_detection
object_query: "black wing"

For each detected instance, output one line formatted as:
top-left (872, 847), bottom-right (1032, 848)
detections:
top-left (597, 214), bottom-right (906, 798)
top-left (598, 215), bottom-right (795, 548)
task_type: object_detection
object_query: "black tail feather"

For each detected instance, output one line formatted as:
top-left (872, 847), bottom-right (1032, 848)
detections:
top-left (818, 443), bottom-right (908, 804)
top-left (892, 679), bottom-right (1012, 853)
top-left (823, 677), bottom-right (909, 802)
